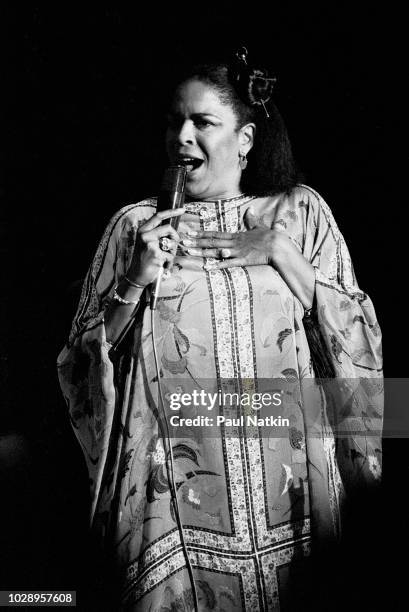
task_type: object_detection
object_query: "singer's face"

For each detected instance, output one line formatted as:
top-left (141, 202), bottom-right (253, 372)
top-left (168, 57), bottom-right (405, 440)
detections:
top-left (166, 80), bottom-right (247, 200)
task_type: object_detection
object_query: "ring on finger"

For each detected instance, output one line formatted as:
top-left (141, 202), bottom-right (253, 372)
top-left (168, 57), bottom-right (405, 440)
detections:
top-left (159, 237), bottom-right (172, 252)
top-left (221, 248), bottom-right (232, 259)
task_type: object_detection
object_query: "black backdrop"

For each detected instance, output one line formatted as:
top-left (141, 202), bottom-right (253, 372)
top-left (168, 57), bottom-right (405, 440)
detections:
top-left (2, 5), bottom-right (406, 611)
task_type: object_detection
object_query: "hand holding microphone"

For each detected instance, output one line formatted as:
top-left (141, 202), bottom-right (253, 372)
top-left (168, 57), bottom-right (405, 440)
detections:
top-left (125, 207), bottom-right (183, 280)
top-left (125, 165), bottom-right (187, 309)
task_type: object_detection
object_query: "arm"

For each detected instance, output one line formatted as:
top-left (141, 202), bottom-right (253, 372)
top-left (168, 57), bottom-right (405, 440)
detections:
top-left (103, 207), bottom-right (184, 347)
top-left (296, 186), bottom-right (383, 488)
top-left (57, 203), bottom-right (142, 526)
top-left (183, 206), bottom-right (316, 309)
top-left (249, 186), bottom-right (383, 488)
top-left (183, 186), bottom-right (383, 489)
top-left (57, 202), bottom-right (184, 525)
top-left (269, 234), bottom-right (316, 310)
top-left (242, 208), bottom-right (317, 310)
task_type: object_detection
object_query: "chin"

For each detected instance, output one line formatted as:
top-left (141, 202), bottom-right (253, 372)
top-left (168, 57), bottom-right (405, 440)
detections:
top-left (185, 183), bottom-right (208, 200)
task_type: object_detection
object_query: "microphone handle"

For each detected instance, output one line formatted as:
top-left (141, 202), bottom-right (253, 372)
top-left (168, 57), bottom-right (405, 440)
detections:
top-left (150, 183), bottom-right (186, 311)
top-left (150, 267), bottom-right (165, 311)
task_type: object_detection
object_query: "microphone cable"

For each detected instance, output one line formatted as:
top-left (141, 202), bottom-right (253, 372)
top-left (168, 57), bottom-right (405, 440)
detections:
top-left (151, 308), bottom-right (200, 612)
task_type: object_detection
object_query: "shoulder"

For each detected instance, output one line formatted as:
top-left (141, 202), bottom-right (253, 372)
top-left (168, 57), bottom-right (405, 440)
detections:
top-left (280, 184), bottom-right (342, 235)
top-left (294, 184), bottom-right (338, 224)
top-left (280, 184), bottom-right (325, 212)
top-left (264, 185), bottom-right (345, 250)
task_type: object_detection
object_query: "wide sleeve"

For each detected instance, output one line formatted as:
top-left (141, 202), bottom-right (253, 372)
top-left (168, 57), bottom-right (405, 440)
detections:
top-left (56, 200), bottom-right (155, 523)
top-left (277, 186), bottom-right (383, 490)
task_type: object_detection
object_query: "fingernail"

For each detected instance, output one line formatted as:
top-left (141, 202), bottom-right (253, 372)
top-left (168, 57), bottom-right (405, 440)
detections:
top-left (187, 230), bottom-right (198, 237)
top-left (182, 239), bottom-right (194, 246)
top-left (188, 248), bottom-right (201, 256)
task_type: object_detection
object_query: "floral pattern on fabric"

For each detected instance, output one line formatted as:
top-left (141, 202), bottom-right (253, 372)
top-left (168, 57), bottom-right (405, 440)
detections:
top-left (57, 187), bottom-right (383, 610)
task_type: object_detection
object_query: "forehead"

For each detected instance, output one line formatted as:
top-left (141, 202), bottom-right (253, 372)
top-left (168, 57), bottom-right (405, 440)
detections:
top-left (171, 80), bottom-right (234, 118)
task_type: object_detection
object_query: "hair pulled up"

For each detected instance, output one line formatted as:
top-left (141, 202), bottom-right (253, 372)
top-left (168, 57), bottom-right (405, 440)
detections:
top-left (174, 61), bottom-right (301, 196)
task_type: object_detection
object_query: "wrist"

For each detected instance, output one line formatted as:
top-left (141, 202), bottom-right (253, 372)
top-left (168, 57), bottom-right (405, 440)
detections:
top-left (115, 278), bottom-right (145, 302)
top-left (124, 275), bottom-right (146, 289)
top-left (125, 268), bottom-right (149, 288)
top-left (268, 231), bottom-right (289, 267)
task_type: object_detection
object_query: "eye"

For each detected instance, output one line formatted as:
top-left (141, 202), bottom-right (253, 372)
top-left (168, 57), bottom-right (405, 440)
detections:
top-left (194, 118), bottom-right (213, 129)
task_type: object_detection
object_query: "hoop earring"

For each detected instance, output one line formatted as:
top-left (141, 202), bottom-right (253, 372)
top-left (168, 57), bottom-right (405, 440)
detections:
top-left (239, 151), bottom-right (248, 170)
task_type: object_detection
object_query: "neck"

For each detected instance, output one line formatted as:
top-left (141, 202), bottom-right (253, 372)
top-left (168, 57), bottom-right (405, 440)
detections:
top-left (186, 175), bottom-right (243, 202)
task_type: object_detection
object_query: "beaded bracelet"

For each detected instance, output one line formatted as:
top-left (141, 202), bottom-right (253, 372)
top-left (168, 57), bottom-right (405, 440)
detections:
top-left (112, 287), bottom-right (140, 305)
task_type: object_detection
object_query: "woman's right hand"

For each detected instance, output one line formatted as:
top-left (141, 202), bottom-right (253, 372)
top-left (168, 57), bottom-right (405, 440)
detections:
top-left (126, 207), bottom-right (185, 287)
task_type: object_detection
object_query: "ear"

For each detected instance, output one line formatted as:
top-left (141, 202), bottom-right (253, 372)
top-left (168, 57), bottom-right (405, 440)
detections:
top-left (238, 123), bottom-right (256, 154)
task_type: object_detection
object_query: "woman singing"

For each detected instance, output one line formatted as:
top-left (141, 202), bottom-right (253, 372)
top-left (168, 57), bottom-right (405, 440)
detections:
top-left (57, 49), bottom-right (383, 611)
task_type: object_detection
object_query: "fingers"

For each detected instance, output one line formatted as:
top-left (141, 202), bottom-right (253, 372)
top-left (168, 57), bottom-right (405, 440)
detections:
top-left (139, 223), bottom-right (180, 245)
top-left (155, 225), bottom-right (180, 241)
top-left (163, 261), bottom-right (173, 277)
top-left (181, 231), bottom-right (242, 259)
top-left (182, 236), bottom-right (234, 250)
top-left (184, 247), bottom-right (236, 258)
top-left (161, 250), bottom-right (175, 265)
top-left (180, 231), bottom-right (235, 256)
top-left (146, 246), bottom-right (175, 265)
top-left (140, 207), bottom-right (185, 232)
top-left (185, 230), bottom-right (234, 242)
top-left (187, 248), bottom-right (217, 258)
top-left (203, 257), bottom-right (245, 270)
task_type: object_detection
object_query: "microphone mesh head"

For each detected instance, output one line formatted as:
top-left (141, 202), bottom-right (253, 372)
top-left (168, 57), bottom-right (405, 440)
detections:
top-left (161, 165), bottom-right (187, 192)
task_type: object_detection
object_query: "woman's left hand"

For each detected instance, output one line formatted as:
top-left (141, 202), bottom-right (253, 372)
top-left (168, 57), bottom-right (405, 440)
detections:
top-left (181, 207), bottom-right (316, 309)
top-left (181, 207), bottom-right (290, 269)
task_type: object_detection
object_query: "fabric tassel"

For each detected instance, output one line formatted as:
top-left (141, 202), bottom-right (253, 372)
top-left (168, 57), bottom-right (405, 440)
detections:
top-left (303, 309), bottom-right (336, 379)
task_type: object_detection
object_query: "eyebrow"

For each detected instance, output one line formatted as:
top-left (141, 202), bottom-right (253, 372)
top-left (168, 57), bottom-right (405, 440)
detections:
top-left (168, 111), bottom-right (221, 120)
top-left (191, 112), bottom-right (219, 119)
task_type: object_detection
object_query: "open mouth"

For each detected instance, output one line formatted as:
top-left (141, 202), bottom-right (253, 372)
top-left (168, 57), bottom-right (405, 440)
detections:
top-left (175, 157), bottom-right (204, 172)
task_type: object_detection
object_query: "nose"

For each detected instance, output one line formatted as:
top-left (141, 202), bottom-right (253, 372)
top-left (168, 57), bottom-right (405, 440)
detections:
top-left (175, 119), bottom-right (195, 146)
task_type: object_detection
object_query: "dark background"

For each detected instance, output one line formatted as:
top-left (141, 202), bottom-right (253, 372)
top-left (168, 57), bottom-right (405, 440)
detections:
top-left (2, 4), bottom-right (406, 611)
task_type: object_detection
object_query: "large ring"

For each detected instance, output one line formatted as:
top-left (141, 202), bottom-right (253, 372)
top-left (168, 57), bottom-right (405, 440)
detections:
top-left (220, 248), bottom-right (232, 259)
top-left (159, 237), bottom-right (171, 252)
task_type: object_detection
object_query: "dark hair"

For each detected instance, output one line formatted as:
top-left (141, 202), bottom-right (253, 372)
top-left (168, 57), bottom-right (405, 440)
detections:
top-left (174, 62), bottom-right (301, 196)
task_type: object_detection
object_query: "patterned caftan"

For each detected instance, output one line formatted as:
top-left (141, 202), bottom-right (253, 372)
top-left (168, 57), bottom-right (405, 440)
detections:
top-left (57, 185), bottom-right (383, 611)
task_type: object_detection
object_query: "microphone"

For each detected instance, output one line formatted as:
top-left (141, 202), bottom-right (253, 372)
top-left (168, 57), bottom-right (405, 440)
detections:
top-left (150, 165), bottom-right (187, 310)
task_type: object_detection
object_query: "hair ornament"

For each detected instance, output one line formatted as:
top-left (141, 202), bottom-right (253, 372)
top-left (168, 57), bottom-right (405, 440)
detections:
top-left (233, 46), bottom-right (277, 118)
